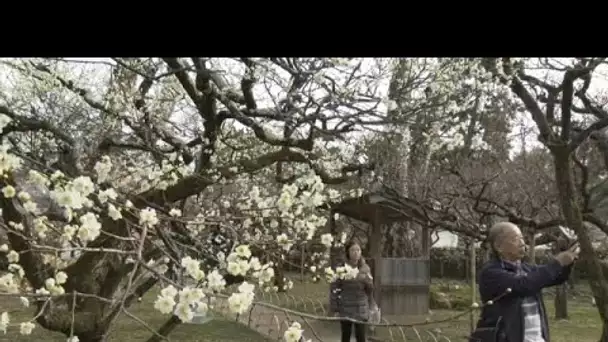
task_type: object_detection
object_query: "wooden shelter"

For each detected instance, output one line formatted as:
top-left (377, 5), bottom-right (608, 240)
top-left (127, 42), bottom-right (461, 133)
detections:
top-left (329, 186), bottom-right (441, 316)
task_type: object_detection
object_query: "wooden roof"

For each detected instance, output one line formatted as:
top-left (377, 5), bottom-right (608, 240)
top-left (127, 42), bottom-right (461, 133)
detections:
top-left (331, 186), bottom-right (441, 226)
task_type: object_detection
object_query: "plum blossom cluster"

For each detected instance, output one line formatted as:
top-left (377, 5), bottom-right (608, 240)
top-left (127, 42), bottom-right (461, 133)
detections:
top-left (153, 285), bottom-right (208, 322)
top-left (385, 59), bottom-right (515, 155)
top-left (0, 264), bottom-right (67, 336)
top-left (284, 321), bottom-right (311, 342)
top-left (0, 312), bottom-right (37, 336)
top-left (226, 281), bottom-right (256, 315)
top-left (323, 263), bottom-right (359, 283)
top-left (236, 172), bottom-right (334, 249)
top-left (225, 245), bottom-right (275, 287)
top-left (154, 246), bottom-right (276, 319)
top-left (97, 152), bottom-right (191, 195)
top-left (180, 169), bottom-right (350, 288)
top-left (0, 139), bottom-right (339, 335)
top-left (0, 244), bottom-right (68, 298)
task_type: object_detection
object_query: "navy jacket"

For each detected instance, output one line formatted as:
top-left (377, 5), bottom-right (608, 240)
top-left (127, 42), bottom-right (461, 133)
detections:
top-left (470, 258), bottom-right (572, 342)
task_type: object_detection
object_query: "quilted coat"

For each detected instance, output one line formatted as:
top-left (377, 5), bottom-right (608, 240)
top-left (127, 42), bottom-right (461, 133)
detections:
top-left (329, 262), bottom-right (374, 321)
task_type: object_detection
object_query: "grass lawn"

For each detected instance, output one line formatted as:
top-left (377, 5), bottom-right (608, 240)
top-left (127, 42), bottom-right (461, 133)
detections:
top-left (260, 274), bottom-right (603, 342)
top-left (0, 290), bottom-right (270, 342)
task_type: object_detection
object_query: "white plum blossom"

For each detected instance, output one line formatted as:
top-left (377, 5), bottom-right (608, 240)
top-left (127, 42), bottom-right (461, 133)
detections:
top-left (98, 188), bottom-right (118, 204)
top-left (335, 264), bottom-right (359, 280)
top-left (284, 321), bottom-right (304, 342)
top-left (7, 250), bottom-right (19, 263)
top-left (51, 188), bottom-right (85, 210)
top-left (0, 273), bottom-right (19, 293)
top-left (238, 281), bottom-right (255, 294)
top-left (2, 185), bottom-right (15, 198)
top-left (154, 294), bottom-right (176, 315)
top-left (72, 176), bottom-right (95, 196)
top-left (94, 155), bottom-right (113, 183)
top-left (8, 264), bottom-right (24, 278)
top-left (259, 267), bottom-right (275, 283)
top-left (276, 233), bottom-right (292, 251)
top-left (174, 301), bottom-right (194, 322)
top-left (320, 233), bottom-right (334, 248)
top-left (108, 204), bottom-right (122, 220)
top-left (78, 212), bottom-right (101, 242)
top-left (227, 281), bottom-right (255, 315)
top-left (139, 207), bottom-right (159, 227)
top-left (234, 245), bottom-right (252, 259)
top-left (181, 257), bottom-right (205, 281)
top-left (160, 285), bottom-right (178, 298)
top-left (19, 321), bottom-right (35, 335)
top-left (249, 257), bottom-right (262, 271)
top-left (55, 271), bottom-right (68, 285)
top-left (23, 201), bottom-right (37, 214)
top-left (207, 270), bottom-right (227, 292)
top-left (227, 260), bottom-right (246, 277)
top-left (19, 296), bottom-right (29, 307)
top-left (27, 170), bottom-right (49, 186)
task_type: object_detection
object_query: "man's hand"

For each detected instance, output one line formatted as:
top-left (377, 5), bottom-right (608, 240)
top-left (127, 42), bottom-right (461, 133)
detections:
top-left (555, 245), bottom-right (579, 266)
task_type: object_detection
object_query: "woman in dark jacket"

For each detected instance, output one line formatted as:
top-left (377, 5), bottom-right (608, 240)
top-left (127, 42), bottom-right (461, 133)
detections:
top-left (329, 240), bottom-right (373, 342)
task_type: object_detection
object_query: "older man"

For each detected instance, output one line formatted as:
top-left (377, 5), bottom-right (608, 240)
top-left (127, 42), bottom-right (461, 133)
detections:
top-left (469, 222), bottom-right (578, 342)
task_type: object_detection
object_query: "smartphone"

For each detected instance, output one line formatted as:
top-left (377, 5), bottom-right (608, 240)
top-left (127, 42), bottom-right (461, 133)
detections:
top-left (558, 226), bottom-right (576, 240)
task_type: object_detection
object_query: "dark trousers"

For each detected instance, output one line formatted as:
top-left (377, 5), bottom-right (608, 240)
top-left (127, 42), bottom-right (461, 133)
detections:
top-left (340, 320), bottom-right (366, 342)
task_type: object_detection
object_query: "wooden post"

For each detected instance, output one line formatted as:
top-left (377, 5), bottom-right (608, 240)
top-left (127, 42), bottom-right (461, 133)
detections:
top-left (329, 209), bottom-right (337, 268)
top-left (300, 244), bottom-right (306, 283)
top-left (369, 210), bottom-right (382, 305)
top-left (422, 223), bottom-right (431, 312)
top-left (469, 239), bottom-right (477, 334)
top-left (421, 223), bottom-right (430, 257)
top-left (367, 210), bottom-right (383, 338)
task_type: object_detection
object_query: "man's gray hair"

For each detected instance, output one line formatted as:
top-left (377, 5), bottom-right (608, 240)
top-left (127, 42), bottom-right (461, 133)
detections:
top-left (487, 222), bottom-right (518, 252)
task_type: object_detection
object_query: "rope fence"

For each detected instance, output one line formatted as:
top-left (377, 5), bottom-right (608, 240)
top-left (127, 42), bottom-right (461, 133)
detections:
top-left (205, 287), bottom-right (515, 342)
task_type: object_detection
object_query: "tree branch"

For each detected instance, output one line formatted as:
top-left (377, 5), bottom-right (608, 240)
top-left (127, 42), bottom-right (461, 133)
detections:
top-left (0, 105), bottom-right (75, 145)
top-left (569, 117), bottom-right (608, 150)
top-left (138, 149), bottom-right (371, 206)
top-left (161, 58), bottom-right (199, 104)
top-left (560, 69), bottom-right (576, 141)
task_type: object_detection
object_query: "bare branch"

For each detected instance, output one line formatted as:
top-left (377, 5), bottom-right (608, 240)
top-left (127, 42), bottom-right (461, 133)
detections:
top-left (0, 105), bottom-right (74, 145)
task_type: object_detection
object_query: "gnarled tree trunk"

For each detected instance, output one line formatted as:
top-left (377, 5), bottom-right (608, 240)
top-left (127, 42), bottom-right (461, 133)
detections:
top-left (553, 148), bottom-right (608, 339)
